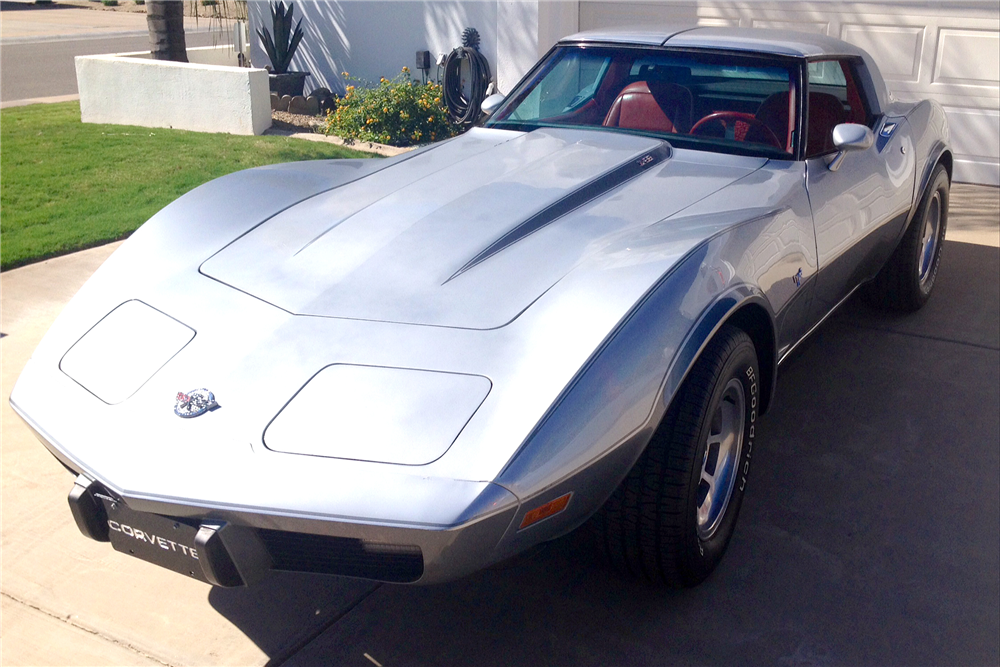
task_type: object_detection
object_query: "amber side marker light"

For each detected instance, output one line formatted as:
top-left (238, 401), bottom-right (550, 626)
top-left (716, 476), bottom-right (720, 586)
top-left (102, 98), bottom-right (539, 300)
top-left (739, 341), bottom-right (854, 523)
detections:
top-left (518, 492), bottom-right (572, 530)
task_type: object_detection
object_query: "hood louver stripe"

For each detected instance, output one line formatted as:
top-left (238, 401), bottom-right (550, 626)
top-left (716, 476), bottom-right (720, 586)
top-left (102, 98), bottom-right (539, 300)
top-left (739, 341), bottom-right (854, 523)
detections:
top-left (444, 142), bottom-right (671, 284)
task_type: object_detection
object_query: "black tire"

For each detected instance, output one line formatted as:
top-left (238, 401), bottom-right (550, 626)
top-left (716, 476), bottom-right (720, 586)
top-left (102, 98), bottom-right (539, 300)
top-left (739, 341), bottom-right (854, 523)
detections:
top-left (592, 324), bottom-right (759, 587)
top-left (864, 164), bottom-right (949, 312)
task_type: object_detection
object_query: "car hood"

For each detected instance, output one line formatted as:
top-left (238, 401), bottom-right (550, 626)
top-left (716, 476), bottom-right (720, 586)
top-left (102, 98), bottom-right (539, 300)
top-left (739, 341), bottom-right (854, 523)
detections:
top-left (200, 127), bottom-right (764, 329)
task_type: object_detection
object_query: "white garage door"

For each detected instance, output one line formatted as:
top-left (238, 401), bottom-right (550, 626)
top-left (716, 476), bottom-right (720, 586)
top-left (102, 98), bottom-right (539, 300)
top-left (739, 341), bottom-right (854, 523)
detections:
top-left (580, 1), bottom-right (1000, 185)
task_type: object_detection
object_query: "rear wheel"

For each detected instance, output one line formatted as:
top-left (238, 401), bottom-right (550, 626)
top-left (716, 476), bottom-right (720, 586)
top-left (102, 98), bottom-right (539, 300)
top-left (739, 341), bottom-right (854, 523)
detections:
top-left (592, 324), bottom-right (759, 587)
top-left (864, 164), bottom-right (949, 312)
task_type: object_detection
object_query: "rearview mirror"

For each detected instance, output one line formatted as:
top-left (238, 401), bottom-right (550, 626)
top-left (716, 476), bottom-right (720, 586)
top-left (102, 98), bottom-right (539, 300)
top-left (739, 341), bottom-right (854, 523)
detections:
top-left (828, 123), bottom-right (875, 171)
top-left (481, 93), bottom-right (505, 117)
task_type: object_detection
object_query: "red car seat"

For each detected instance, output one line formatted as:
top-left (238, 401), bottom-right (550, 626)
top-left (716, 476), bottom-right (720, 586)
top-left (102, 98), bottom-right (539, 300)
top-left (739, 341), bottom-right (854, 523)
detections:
top-left (603, 81), bottom-right (693, 133)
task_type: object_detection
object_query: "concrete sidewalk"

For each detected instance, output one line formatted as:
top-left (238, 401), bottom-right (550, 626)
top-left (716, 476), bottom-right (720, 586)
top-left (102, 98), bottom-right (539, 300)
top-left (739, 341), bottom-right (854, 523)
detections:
top-left (1, 186), bottom-right (997, 666)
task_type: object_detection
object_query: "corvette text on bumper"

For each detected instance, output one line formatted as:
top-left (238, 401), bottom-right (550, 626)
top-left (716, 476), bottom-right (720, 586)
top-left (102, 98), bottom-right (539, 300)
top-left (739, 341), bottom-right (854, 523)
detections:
top-left (108, 520), bottom-right (199, 559)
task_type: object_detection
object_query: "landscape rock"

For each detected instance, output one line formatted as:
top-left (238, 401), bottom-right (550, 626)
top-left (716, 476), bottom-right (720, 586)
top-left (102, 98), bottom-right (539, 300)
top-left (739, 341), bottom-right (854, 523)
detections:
top-left (270, 92), bottom-right (288, 111)
top-left (287, 95), bottom-right (310, 115)
top-left (308, 87), bottom-right (337, 113)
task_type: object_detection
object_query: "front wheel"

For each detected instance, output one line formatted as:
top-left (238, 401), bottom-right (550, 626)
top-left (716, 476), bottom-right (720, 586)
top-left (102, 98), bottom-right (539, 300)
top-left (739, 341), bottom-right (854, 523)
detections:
top-left (592, 324), bottom-right (759, 587)
top-left (864, 164), bottom-right (949, 312)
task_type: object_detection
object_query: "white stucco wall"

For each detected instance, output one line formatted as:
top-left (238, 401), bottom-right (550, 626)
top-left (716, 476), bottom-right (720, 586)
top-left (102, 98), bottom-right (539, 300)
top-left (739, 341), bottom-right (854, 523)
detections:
top-left (76, 46), bottom-right (271, 135)
top-left (247, 0), bottom-right (577, 95)
top-left (249, 1), bottom-right (502, 93)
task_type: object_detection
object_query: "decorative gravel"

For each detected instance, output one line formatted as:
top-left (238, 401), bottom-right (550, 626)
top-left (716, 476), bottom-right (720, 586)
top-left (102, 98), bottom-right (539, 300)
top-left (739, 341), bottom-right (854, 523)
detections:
top-left (271, 111), bottom-right (325, 133)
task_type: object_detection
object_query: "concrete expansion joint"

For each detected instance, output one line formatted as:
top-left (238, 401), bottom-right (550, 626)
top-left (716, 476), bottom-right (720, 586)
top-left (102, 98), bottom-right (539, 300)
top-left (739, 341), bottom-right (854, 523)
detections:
top-left (1, 591), bottom-right (175, 667)
top-left (262, 584), bottom-right (382, 667)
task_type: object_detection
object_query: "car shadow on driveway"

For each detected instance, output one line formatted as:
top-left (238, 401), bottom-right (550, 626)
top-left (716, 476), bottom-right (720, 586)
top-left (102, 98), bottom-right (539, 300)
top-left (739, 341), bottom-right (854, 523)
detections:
top-left (208, 241), bottom-right (999, 667)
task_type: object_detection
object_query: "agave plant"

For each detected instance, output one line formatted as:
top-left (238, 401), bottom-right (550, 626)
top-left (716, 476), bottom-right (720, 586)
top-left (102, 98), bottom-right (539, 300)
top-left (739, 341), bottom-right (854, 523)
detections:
top-left (257, 1), bottom-right (304, 74)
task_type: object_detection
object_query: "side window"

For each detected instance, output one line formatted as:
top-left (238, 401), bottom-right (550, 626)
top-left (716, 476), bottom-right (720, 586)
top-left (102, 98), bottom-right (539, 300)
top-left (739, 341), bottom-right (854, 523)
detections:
top-left (805, 58), bottom-right (874, 158)
top-left (840, 60), bottom-right (876, 127)
top-left (807, 60), bottom-right (846, 87)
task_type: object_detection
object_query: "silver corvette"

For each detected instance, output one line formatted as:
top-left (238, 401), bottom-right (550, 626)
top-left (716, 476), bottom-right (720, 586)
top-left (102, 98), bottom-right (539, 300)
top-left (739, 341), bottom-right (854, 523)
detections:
top-left (12, 27), bottom-right (951, 588)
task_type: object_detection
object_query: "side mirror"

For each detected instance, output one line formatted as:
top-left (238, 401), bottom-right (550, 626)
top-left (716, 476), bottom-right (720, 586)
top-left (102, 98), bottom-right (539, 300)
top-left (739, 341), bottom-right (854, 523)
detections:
top-left (481, 93), bottom-right (505, 118)
top-left (827, 123), bottom-right (875, 172)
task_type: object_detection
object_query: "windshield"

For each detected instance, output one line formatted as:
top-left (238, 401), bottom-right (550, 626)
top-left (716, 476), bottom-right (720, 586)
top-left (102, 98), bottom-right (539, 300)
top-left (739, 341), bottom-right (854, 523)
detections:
top-left (487, 45), bottom-right (799, 159)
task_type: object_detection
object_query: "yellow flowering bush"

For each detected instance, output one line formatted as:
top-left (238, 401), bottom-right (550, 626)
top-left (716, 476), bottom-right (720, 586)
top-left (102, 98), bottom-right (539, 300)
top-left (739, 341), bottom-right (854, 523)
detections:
top-left (325, 69), bottom-right (458, 147)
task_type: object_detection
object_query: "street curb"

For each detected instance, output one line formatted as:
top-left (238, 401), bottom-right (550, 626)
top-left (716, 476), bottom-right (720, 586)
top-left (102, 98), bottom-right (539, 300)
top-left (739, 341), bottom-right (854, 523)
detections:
top-left (0, 24), bottom-right (225, 45)
top-left (1, 94), bottom-right (79, 109)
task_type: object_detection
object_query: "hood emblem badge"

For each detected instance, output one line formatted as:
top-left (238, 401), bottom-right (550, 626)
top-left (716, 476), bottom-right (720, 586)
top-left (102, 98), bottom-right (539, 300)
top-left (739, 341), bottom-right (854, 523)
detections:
top-left (174, 389), bottom-right (219, 418)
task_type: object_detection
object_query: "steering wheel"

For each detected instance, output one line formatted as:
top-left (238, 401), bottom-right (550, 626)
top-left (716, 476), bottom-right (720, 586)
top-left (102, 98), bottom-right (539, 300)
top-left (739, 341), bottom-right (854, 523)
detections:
top-left (690, 111), bottom-right (783, 149)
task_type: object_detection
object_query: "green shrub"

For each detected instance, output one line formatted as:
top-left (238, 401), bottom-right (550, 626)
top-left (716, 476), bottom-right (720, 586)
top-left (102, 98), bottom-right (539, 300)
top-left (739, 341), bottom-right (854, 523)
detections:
top-left (325, 68), bottom-right (458, 147)
top-left (134, 0), bottom-right (145, 4)
top-left (102, 0), bottom-right (119, 6)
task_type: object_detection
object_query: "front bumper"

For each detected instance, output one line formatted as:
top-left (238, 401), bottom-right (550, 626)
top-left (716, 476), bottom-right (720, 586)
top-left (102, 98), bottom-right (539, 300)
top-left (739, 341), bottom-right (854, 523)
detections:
top-left (66, 472), bottom-right (519, 586)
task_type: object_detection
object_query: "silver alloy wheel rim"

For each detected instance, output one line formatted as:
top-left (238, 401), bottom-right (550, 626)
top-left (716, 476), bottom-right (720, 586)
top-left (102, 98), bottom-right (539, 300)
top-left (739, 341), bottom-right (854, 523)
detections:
top-left (696, 378), bottom-right (746, 541)
top-left (918, 192), bottom-right (942, 286)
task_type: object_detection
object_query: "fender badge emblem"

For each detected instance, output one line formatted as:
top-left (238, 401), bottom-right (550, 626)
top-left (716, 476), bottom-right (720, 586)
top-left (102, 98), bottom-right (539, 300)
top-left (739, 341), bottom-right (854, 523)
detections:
top-left (174, 389), bottom-right (219, 418)
top-left (792, 268), bottom-right (803, 288)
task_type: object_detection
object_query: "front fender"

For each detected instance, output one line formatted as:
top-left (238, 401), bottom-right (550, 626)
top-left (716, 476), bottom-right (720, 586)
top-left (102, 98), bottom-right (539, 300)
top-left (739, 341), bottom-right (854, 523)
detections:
top-left (492, 236), bottom-right (778, 555)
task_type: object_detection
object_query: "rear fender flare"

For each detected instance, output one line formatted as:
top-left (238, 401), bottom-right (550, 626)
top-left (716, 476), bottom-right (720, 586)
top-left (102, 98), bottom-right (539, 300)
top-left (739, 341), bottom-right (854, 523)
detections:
top-left (912, 141), bottom-right (952, 221)
top-left (903, 99), bottom-right (951, 231)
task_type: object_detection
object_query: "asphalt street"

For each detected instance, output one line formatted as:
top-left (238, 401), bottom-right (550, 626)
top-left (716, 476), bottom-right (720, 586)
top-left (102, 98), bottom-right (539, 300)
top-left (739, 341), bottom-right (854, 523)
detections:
top-left (0, 1), bottom-right (231, 103)
top-left (1, 31), bottom-right (228, 103)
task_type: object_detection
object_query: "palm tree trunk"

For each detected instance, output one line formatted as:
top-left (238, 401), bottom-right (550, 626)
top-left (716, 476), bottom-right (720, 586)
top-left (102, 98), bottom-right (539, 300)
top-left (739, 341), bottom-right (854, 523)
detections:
top-left (146, 1), bottom-right (188, 62)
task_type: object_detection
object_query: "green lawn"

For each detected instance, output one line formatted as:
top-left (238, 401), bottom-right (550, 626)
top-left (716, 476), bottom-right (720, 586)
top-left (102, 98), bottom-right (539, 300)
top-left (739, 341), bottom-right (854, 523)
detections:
top-left (0, 102), bottom-right (371, 270)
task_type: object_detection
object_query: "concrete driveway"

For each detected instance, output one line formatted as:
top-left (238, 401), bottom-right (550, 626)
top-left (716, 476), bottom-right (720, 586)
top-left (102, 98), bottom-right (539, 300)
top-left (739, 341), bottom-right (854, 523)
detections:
top-left (1, 186), bottom-right (997, 666)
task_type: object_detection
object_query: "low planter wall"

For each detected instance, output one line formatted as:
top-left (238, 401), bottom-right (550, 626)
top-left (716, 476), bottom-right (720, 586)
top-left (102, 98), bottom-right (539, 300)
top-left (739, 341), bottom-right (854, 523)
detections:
top-left (76, 46), bottom-right (271, 136)
top-left (119, 45), bottom-right (244, 67)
